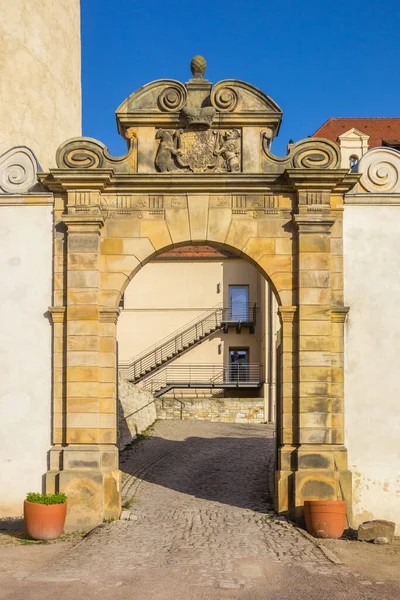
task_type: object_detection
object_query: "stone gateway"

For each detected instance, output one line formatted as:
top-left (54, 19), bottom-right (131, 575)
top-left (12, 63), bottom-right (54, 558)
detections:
top-left (1, 26), bottom-right (400, 533)
top-left (40, 58), bottom-right (357, 530)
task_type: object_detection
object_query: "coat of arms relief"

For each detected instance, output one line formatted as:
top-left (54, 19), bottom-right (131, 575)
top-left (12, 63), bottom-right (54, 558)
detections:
top-left (155, 127), bottom-right (241, 174)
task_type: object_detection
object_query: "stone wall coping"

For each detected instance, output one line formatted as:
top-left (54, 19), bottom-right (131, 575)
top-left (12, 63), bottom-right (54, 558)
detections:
top-left (0, 194), bottom-right (54, 206)
top-left (344, 193), bottom-right (400, 205)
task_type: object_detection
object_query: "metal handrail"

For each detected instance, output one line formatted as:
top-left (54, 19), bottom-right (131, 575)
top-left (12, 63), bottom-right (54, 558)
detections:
top-left (139, 363), bottom-right (263, 396)
top-left (119, 303), bottom-right (223, 380)
top-left (119, 303), bottom-right (257, 382)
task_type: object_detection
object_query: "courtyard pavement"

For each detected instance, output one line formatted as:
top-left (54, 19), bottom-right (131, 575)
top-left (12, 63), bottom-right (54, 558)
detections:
top-left (1, 420), bottom-right (399, 599)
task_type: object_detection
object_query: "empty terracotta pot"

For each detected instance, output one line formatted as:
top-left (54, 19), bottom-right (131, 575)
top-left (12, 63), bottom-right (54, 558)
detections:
top-left (24, 500), bottom-right (67, 540)
top-left (304, 500), bottom-right (346, 539)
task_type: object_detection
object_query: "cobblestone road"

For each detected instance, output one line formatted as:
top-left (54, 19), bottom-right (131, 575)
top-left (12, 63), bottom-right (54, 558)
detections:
top-left (11, 421), bottom-right (397, 600)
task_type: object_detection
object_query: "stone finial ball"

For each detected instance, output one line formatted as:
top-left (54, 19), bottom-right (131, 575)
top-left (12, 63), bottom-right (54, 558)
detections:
top-left (190, 55), bottom-right (207, 78)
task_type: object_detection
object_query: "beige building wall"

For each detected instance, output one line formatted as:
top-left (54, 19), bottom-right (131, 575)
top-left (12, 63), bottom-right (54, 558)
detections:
top-left (118, 257), bottom-right (270, 399)
top-left (0, 0), bottom-right (81, 170)
top-left (0, 199), bottom-right (53, 517)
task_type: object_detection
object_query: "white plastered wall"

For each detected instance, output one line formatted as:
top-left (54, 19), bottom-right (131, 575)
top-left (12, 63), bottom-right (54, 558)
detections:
top-left (344, 205), bottom-right (400, 531)
top-left (0, 203), bottom-right (53, 516)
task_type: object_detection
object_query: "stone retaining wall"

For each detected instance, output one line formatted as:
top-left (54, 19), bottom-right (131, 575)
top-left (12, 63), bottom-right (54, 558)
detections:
top-left (118, 377), bottom-right (157, 449)
top-left (155, 397), bottom-right (265, 423)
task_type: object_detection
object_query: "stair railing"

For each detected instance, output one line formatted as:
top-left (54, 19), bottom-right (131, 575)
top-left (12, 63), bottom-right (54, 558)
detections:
top-left (119, 303), bottom-right (224, 381)
top-left (138, 363), bottom-right (263, 397)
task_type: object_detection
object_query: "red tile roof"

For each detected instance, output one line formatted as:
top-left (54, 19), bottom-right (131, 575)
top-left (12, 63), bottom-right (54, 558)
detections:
top-left (158, 245), bottom-right (236, 259)
top-left (312, 118), bottom-right (400, 149)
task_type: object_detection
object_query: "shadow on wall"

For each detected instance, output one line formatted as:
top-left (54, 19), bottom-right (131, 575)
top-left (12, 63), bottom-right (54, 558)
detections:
top-left (118, 376), bottom-right (157, 449)
top-left (120, 429), bottom-right (276, 513)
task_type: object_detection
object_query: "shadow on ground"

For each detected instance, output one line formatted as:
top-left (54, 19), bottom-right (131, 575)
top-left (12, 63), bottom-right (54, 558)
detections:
top-left (119, 423), bottom-right (276, 512)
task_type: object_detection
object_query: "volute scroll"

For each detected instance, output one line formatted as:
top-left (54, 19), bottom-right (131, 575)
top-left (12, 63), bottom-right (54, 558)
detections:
top-left (56, 131), bottom-right (137, 171)
top-left (261, 136), bottom-right (341, 172)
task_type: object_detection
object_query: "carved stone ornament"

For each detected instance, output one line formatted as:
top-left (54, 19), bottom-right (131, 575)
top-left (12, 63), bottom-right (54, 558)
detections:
top-left (181, 106), bottom-right (216, 130)
top-left (0, 146), bottom-right (40, 193)
top-left (56, 131), bottom-right (137, 171)
top-left (211, 85), bottom-right (239, 112)
top-left (261, 135), bottom-right (341, 170)
top-left (155, 130), bottom-right (183, 173)
top-left (155, 128), bottom-right (241, 174)
top-left (158, 84), bottom-right (187, 112)
top-left (190, 55), bottom-right (207, 78)
top-left (356, 147), bottom-right (400, 193)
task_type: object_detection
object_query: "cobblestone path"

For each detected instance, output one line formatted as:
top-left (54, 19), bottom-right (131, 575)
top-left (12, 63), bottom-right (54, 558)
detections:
top-left (18, 421), bottom-right (395, 599)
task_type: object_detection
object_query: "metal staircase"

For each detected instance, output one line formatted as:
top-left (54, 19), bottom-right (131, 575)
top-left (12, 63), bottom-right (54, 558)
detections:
top-left (119, 304), bottom-right (225, 382)
top-left (119, 303), bottom-right (257, 383)
top-left (139, 363), bottom-right (263, 397)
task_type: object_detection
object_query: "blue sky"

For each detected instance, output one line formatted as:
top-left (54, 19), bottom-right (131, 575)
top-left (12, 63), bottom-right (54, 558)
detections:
top-left (81, 0), bottom-right (399, 156)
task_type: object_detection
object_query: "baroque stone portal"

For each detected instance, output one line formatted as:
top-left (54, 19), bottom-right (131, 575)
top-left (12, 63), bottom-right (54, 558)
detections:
top-left (41, 57), bottom-right (359, 531)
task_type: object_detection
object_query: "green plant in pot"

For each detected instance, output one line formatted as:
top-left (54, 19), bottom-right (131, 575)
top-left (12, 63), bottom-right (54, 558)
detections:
top-left (24, 492), bottom-right (67, 540)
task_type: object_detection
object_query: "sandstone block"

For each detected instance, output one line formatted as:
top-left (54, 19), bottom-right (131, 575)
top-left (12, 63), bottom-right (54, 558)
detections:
top-left (358, 520), bottom-right (395, 543)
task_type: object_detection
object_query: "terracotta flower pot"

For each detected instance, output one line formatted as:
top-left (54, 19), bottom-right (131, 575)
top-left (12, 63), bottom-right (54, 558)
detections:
top-left (24, 500), bottom-right (67, 540)
top-left (304, 500), bottom-right (346, 539)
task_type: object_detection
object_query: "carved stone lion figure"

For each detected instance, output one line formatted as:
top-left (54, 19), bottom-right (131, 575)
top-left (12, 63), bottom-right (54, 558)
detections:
top-left (215, 129), bottom-right (241, 172)
top-left (155, 129), bottom-right (183, 172)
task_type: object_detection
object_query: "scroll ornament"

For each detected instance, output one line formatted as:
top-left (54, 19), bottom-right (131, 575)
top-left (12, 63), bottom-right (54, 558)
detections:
top-left (56, 130), bottom-right (137, 170)
top-left (210, 85), bottom-right (239, 112)
top-left (356, 147), bottom-right (400, 193)
top-left (158, 84), bottom-right (187, 112)
top-left (0, 146), bottom-right (39, 194)
top-left (261, 134), bottom-right (341, 170)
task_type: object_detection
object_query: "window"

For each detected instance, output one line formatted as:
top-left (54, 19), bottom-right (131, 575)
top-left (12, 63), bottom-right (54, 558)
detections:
top-left (349, 155), bottom-right (359, 168)
top-left (228, 285), bottom-right (249, 321)
top-left (229, 348), bottom-right (249, 382)
top-left (382, 140), bottom-right (400, 151)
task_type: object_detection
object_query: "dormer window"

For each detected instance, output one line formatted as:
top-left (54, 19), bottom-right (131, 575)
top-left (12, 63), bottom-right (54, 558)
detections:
top-left (349, 155), bottom-right (359, 168)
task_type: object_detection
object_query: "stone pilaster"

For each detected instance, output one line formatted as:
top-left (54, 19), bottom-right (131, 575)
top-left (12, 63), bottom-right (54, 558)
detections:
top-left (98, 307), bottom-right (120, 445)
top-left (48, 306), bottom-right (66, 445)
top-left (330, 307), bottom-right (349, 444)
top-left (46, 214), bottom-right (121, 531)
top-left (275, 305), bottom-right (297, 514)
top-left (295, 213), bottom-right (334, 445)
top-left (64, 214), bottom-right (104, 444)
top-left (290, 210), bottom-right (351, 520)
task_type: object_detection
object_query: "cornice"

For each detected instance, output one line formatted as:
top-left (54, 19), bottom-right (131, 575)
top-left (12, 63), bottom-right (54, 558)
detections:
top-left (99, 307), bottom-right (120, 324)
top-left (285, 169), bottom-right (358, 193)
top-left (278, 306), bottom-right (298, 324)
top-left (62, 214), bottom-right (105, 231)
top-left (117, 112), bottom-right (283, 131)
top-left (39, 169), bottom-right (360, 197)
top-left (331, 306), bottom-right (350, 323)
top-left (293, 213), bottom-right (335, 233)
top-left (39, 170), bottom-right (114, 193)
top-left (334, 172), bottom-right (361, 193)
top-left (41, 171), bottom-right (294, 194)
top-left (48, 306), bottom-right (66, 324)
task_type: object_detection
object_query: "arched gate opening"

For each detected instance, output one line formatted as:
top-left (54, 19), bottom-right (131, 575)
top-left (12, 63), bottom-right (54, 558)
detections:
top-left (43, 59), bottom-right (357, 529)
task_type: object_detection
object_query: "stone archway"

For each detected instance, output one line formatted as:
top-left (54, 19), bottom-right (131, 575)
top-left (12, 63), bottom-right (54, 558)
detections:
top-left (43, 60), bottom-right (358, 530)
